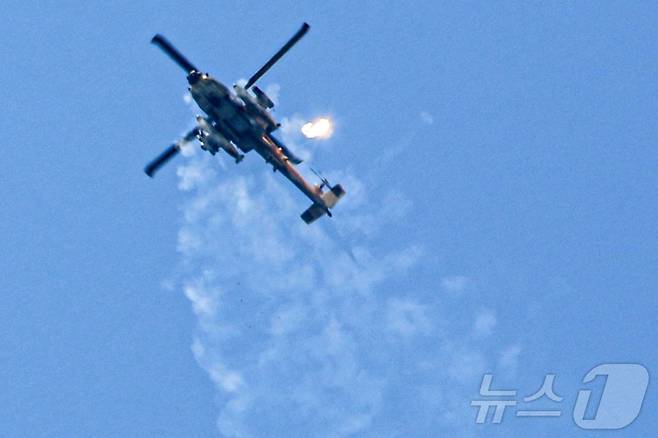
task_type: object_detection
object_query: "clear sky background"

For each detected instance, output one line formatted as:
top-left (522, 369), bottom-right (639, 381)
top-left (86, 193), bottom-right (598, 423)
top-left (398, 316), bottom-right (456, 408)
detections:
top-left (1, 1), bottom-right (656, 437)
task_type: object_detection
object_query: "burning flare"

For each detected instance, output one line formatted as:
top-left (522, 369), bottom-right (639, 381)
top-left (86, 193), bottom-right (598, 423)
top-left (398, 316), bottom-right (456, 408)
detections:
top-left (301, 118), bottom-right (333, 139)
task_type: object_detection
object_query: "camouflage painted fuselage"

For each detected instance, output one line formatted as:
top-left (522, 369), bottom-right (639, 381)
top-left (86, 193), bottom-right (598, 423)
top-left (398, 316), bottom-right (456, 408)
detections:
top-left (189, 74), bottom-right (326, 209)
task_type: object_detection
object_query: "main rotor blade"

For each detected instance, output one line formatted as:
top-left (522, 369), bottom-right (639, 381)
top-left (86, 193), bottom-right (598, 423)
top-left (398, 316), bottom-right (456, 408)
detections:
top-left (245, 22), bottom-right (310, 89)
top-left (145, 128), bottom-right (199, 177)
top-left (144, 144), bottom-right (180, 177)
top-left (151, 34), bottom-right (199, 73)
top-left (181, 128), bottom-right (199, 143)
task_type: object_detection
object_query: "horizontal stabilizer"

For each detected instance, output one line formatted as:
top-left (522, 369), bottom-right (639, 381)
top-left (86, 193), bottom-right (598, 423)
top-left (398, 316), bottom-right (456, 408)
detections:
top-left (300, 184), bottom-right (346, 224)
top-left (301, 203), bottom-right (326, 224)
top-left (321, 184), bottom-right (346, 208)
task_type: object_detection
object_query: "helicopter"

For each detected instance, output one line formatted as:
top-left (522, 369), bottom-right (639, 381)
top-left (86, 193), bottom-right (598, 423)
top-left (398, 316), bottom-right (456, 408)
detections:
top-left (144, 23), bottom-right (345, 224)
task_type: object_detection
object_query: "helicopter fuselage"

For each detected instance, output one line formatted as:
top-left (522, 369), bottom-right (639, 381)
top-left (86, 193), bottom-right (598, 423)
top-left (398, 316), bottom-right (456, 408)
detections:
top-left (189, 75), bottom-right (326, 208)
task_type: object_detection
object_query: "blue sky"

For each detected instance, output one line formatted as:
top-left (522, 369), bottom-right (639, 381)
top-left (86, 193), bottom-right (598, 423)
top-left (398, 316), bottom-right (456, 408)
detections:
top-left (1, 1), bottom-right (656, 436)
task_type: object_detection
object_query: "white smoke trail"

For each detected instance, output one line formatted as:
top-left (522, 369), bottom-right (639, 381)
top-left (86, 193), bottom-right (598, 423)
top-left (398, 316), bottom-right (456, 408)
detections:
top-left (174, 139), bottom-right (515, 437)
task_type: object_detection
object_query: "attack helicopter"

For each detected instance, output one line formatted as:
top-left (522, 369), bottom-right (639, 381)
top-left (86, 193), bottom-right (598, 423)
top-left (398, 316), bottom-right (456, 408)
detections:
top-left (145, 23), bottom-right (345, 224)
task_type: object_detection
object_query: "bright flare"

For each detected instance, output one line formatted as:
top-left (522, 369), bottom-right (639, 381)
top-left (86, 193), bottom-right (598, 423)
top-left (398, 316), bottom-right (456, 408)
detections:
top-left (301, 118), bottom-right (333, 139)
